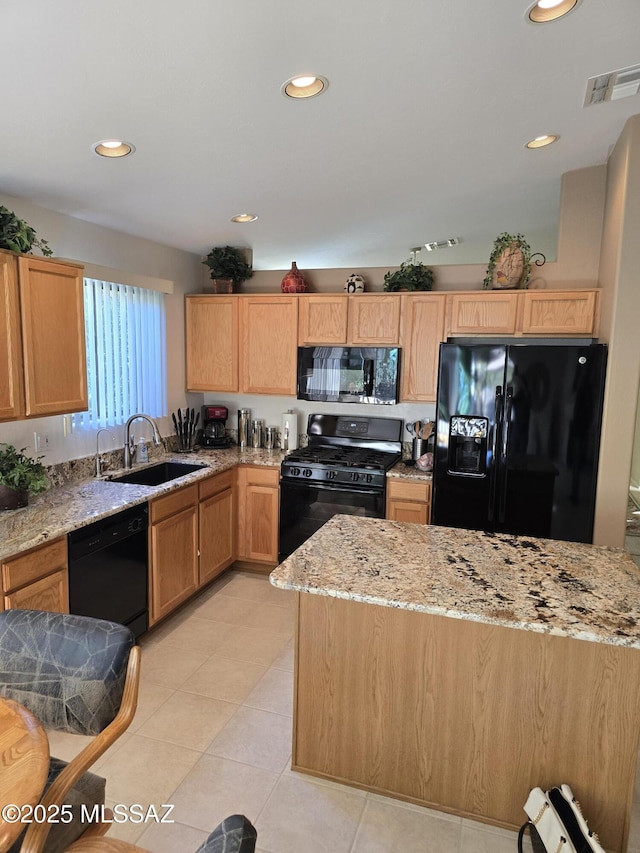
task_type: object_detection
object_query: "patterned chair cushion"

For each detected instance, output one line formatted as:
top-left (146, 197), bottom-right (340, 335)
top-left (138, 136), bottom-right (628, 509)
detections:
top-left (8, 757), bottom-right (106, 853)
top-left (0, 609), bottom-right (134, 734)
top-left (194, 815), bottom-right (257, 853)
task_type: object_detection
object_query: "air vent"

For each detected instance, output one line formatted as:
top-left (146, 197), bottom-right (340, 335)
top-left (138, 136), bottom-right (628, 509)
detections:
top-left (584, 64), bottom-right (640, 106)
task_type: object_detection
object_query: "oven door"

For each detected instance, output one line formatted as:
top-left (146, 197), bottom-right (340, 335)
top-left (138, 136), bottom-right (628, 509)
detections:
top-left (279, 479), bottom-right (385, 561)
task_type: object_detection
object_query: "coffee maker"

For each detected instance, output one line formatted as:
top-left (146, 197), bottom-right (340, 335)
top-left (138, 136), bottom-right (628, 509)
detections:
top-left (200, 405), bottom-right (229, 448)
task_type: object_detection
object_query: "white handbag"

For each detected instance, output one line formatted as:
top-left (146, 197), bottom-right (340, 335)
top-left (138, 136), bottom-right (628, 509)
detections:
top-left (517, 785), bottom-right (605, 853)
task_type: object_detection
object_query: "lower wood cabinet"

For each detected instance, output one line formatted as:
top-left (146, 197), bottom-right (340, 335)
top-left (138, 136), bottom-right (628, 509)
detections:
top-left (235, 465), bottom-right (280, 568)
top-left (149, 484), bottom-right (199, 626)
top-left (2, 536), bottom-right (69, 612)
top-left (199, 470), bottom-right (234, 586)
top-left (386, 479), bottom-right (432, 525)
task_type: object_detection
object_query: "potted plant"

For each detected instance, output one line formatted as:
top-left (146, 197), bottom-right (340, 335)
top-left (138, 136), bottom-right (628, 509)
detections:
top-left (202, 246), bottom-right (253, 293)
top-left (0, 205), bottom-right (53, 256)
top-left (383, 261), bottom-right (434, 292)
top-left (483, 232), bottom-right (532, 290)
top-left (0, 443), bottom-right (48, 510)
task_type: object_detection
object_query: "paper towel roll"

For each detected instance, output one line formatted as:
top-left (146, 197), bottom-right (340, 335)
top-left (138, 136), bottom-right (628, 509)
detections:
top-left (281, 410), bottom-right (298, 452)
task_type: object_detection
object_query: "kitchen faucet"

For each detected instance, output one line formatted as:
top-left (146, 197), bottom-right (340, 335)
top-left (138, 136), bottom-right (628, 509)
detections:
top-left (95, 428), bottom-right (115, 477)
top-left (123, 414), bottom-right (162, 468)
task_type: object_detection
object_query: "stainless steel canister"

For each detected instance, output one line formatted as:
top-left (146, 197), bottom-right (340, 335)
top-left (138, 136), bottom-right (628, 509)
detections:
top-left (264, 426), bottom-right (278, 451)
top-left (238, 408), bottom-right (251, 448)
top-left (252, 418), bottom-right (265, 448)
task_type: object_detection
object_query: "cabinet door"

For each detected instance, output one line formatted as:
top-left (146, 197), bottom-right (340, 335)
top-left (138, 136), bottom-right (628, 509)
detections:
top-left (199, 476), bottom-right (234, 586)
top-left (185, 296), bottom-right (239, 392)
top-left (0, 252), bottom-right (23, 421)
top-left (521, 290), bottom-right (598, 336)
top-left (4, 569), bottom-right (69, 613)
top-left (347, 295), bottom-right (400, 344)
top-left (447, 293), bottom-right (519, 336)
top-left (149, 502), bottom-right (198, 624)
top-left (386, 499), bottom-right (429, 525)
top-left (236, 466), bottom-right (279, 564)
top-left (18, 256), bottom-right (87, 417)
top-left (386, 479), bottom-right (431, 524)
top-left (298, 295), bottom-right (349, 344)
top-left (399, 294), bottom-right (446, 402)
top-left (240, 296), bottom-right (298, 394)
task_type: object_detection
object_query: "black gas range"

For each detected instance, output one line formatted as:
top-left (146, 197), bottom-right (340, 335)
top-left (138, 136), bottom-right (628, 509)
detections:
top-left (279, 414), bottom-right (403, 560)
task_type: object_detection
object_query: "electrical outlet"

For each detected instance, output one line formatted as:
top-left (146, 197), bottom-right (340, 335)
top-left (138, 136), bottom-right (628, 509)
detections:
top-left (43, 434), bottom-right (50, 450)
top-left (34, 432), bottom-right (41, 451)
top-left (33, 433), bottom-right (50, 452)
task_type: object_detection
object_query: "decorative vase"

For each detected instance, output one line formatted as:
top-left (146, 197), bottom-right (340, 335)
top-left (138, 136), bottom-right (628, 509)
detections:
top-left (344, 273), bottom-right (365, 294)
top-left (206, 278), bottom-right (234, 294)
top-left (0, 485), bottom-right (28, 510)
top-left (491, 243), bottom-right (526, 290)
top-left (281, 262), bottom-right (307, 293)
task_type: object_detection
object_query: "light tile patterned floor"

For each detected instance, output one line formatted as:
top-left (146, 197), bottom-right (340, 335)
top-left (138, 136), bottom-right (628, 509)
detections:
top-left (48, 570), bottom-right (640, 853)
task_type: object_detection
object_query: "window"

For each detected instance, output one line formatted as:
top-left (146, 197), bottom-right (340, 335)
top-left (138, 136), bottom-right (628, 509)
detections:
top-left (73, 278), bottom-right (167, 429)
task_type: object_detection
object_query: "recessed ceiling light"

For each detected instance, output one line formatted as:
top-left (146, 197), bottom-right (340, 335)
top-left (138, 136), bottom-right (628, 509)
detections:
top-left (281, 75), bottom-right (328, 99)
top-left (527, 0), bottom-right (579, 23)
top-left (526, 134), bottom-right (559, 149)
top-left (92, 139), bottom-right (135, 158)
top-left (231, 214), bottom-right (258, 223)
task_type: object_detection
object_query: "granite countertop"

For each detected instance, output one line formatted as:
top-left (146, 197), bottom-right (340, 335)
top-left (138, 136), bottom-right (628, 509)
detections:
top-left (270, 514), bottom-right (640, 648)
top-left (387, 460), bottom-right (432, 481)
top-left (0, 447), bottom-right (283, 563)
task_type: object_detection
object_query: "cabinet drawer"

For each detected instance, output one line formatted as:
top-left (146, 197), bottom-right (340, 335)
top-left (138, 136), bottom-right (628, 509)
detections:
top-left (150, 483), bottom-right (198, 523)
top-left (2, 537), bottom-right (67, 593)
top-left (243, 466), bottom-right (279, 487)
top-left (4, 568), bottom-right (69, 612)
top-left (387, 479), bottom-right (431, 502)
top-left (199, 469), bottom-right (233, 501)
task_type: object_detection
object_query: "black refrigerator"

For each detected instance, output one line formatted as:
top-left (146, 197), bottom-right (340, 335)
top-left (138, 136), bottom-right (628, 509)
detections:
top-left (431, 342), bottom-right (607, 543)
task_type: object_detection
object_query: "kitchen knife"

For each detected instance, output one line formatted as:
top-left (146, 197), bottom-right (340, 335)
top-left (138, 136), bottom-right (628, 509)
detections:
top-left (172, 411), bottom-right (179, 438)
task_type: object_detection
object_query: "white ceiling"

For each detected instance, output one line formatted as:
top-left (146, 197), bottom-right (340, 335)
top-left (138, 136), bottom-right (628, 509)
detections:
top-left (2, 0), bottom-right (640, 270)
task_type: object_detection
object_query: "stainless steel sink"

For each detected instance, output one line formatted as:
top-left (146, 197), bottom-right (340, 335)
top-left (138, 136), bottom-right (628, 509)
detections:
top-left (109, 461), bottom-right (207, 486)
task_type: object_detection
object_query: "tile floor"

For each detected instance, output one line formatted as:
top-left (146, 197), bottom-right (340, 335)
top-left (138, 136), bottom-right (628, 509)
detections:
top-left (49, 569), bottom-right (640, 853)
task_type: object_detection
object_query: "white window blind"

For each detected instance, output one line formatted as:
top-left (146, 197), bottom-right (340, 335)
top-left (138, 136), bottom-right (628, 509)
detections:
top-left (73, 279), bottom-right (167, 429)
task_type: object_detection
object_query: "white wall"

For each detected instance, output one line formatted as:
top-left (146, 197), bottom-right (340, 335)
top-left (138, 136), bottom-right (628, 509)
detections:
top-left (0, 193), bottom-right (202, 464)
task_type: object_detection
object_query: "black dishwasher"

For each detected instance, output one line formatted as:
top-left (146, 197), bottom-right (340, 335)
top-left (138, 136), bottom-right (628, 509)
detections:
top-left (68, 503), bottom-right (149, 639)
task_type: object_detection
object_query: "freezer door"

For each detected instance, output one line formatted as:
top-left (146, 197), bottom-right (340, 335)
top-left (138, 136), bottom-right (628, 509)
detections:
top-left (432, 344), bottom-right (507, 531)
top-left (500, 343), bottom-right (606, 542)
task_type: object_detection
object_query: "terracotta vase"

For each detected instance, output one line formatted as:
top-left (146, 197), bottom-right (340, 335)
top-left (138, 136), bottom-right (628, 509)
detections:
top-left (281, 262), bottom-right (307, 293)
top-left (0, 485), bottom-right (28, 510)
top-left (206, 278), bottom-right (233, 294)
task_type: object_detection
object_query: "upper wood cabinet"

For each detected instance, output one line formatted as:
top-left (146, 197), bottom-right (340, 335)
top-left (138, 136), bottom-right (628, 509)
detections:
top-left (298, 294), bottom-right (400, 345)
top-left (0, 250), bottom-right (87, 421)
top-left (520, 290), bottom-right (599, 336)
top-left (186, 295), bottom-right (239, 392)
top-left (298, 295), bottom-right (349, 344)
top-left (445, 289), bottom-right (600, 338)
top-left (446, 292), bottom-right (519, 336)
top-left (240, 296), bottom-right (298, 395)
top-left (399, 294), bottom-right (446, 402)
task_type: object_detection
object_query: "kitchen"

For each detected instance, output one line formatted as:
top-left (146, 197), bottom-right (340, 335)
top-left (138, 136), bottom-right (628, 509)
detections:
top-left (2, 3), bottom-right (640, 851)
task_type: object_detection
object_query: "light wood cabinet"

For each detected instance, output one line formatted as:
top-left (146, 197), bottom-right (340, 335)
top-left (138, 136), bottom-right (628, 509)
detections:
top-left (199, 470), bottom-right (234, 586)
top-left (445, 289), bottom-right (599, 338)
top-left (235, 466), bottom-right (279, 568)
top-left (347, 295), bottom-right (400, 344)
top-left (2, 537), bottom-right (69, 613)
top-left (298, 295), bottom-right (349, 344)
top-left (0, 250), bottom-right (87, 421)
top-left (386, 478), bottom-right (431, 525)
top-left (399, 294), bottom-right (446, 402)
top-left (185, 296), bottom-right (239, 392)
top-left (240, 296), bottom-right (298, 395)
top-left (149, 484), bottom-right (199, 625)
top-left (520, 290), bottom-right (599, 335)
top-left (446, 292), bottom-right (519, 336)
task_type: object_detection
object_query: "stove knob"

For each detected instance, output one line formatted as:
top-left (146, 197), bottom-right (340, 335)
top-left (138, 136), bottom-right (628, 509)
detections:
top-left (327, 470), bottom-right (336, 480)
top-left (303, 468), bottom-right (313, 478)
top-left (291, 467), bottom-right (301, 477)
top-left (365, 473), bottom-right (373, 484)
top-left (351, 471), bottom-right (359, 482)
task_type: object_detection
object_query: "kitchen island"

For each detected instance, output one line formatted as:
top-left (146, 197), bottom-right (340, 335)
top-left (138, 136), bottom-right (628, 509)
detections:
top-left (270, 515), bottom-right (640, 853)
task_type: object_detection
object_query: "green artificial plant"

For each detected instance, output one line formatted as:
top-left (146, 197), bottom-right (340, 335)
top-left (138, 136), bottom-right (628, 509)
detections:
top-left (0, 443), bottom-right (48, 495)
top-left (202, 245), bottom-right (253, 287)
top-left (0, 205), bottom-right (53, 257)
top-left (482, 232), bottom-right (532, 290)
top-left (383, 261), bottom-right (434, 292)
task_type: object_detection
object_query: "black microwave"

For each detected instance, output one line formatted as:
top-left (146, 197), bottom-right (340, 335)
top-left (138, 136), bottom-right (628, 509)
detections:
top-left (297, 346), bottom-right (400, 405)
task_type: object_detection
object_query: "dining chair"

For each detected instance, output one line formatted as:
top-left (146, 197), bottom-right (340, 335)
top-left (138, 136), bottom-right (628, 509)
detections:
top-left (0, 608), bottom-right (140, 853)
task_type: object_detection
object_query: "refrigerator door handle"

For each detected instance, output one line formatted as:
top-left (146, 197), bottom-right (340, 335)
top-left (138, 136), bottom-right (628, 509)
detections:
top-left (498, 386), bottom-right (514, 524)
top-left (488, 385), bottom-right (503, 523)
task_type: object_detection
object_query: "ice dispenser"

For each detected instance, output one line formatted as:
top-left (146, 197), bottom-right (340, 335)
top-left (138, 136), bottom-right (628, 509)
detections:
top-left (448, 416), bottom-right (488, 476)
